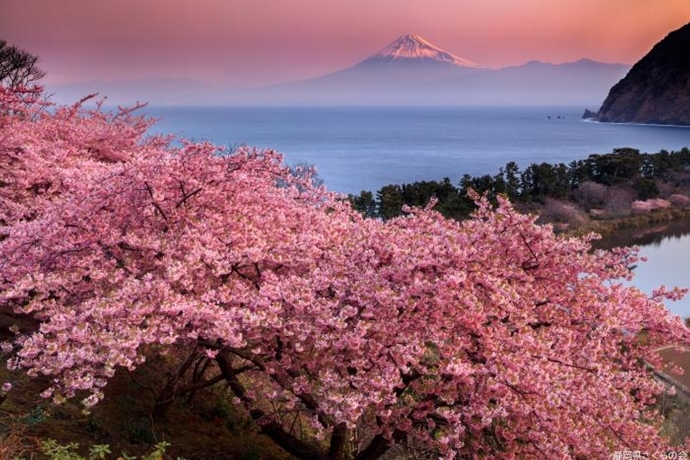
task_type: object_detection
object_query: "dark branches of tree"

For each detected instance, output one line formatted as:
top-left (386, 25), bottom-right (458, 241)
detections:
top-left (0, 39), bottom-right (46, 89)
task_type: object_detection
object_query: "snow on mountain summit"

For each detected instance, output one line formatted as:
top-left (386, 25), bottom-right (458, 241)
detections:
top-left (371, 34), bottom-right (480, 68)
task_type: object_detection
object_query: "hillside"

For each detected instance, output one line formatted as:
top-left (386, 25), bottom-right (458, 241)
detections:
top-left (596, 22), bottom-right (690, 125)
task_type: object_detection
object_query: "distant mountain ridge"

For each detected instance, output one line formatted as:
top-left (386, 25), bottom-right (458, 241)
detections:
top-left (596, 22), bottom-right (690, 125)
top-left (50, 34), bottom-right (631, 106)
top-left (243, 34), bottom-right (629, 106)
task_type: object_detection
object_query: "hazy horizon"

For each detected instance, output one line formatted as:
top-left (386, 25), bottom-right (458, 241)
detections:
top-left (44, 52), bottom-right (629, 91)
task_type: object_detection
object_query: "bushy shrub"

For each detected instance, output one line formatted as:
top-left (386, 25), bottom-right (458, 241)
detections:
top-left (669, 194), bottom-right (690, 208)
top-left (40, 439), bottom-right (175, 460)
top-left (603, 187), bottom-right (636, 218)
top-left (631, 198), bottom-right (672, 213)
top-left (537, 198), bottom-right (588, 228)
top-left (573, 181), bottom-right (608, 211)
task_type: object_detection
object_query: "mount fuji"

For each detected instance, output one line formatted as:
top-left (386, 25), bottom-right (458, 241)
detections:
top-left (359, 34), bottom-right (480, 68)
top-left (240, 34), bottom-right (629, 106)
top-left (241, 34), bottom-right (481, 104)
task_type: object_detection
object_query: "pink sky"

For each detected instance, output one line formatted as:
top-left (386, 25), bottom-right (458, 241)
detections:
top-left (1, 0), bottom-right (689, 86)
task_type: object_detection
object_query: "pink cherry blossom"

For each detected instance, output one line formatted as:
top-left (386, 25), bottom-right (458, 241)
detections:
top-left (1, 85), bottom-right (689, 458)
top-left (631, 198), bottom-right (672, 213)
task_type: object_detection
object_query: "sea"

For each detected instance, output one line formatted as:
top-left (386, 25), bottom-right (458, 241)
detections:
top-left (145, 105), bottom-right (690, 195)
top-left (144, 105), bottom-right (690, 318)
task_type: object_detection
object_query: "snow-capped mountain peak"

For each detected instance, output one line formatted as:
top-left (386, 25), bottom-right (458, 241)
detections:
top-left (372, 34), bottom-right (480, 68)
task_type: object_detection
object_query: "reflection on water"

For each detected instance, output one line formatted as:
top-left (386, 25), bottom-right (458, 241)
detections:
top-left (596, 220), bottom-right (690, 319)
top-left (595, 220), bottom-right (690, 250)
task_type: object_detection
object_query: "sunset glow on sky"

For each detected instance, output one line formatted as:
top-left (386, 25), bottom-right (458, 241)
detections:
top-left (1, 0), bottom-right (689, 87)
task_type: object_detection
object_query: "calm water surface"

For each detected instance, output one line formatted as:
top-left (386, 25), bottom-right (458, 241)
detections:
top-left (607, 224), bottom-right (690, 319)
top-left (146, 106), bottom-right (690, 195)
top-left (144, 106), bottom-right (690, 318)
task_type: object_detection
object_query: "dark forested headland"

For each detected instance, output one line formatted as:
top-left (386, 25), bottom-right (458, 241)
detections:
top-left (349, 147), bottom-right (690, 235)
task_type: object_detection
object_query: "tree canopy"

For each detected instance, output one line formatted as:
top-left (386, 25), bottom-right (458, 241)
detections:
top-left (350, 147), bottom-right (690, 221)
top-left (1, 86), bottom-right (689, 458)
top-left (0, 39), bottom-right (46, 89)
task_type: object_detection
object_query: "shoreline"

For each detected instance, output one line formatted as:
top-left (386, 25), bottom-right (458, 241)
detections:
top-left (560, 207), bottom-right (690, 249)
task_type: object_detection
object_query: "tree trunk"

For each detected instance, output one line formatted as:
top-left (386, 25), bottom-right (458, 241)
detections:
top-left (327, 422), bottom-right (349, 460)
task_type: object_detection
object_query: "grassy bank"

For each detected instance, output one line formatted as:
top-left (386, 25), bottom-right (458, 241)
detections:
top-left (561, 207), bottom-right (690, 247)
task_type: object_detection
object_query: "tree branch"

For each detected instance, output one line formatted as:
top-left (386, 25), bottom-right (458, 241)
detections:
top-left (215, 351), bottom-right (325, 459)
top-left (144, 181), bottom-right (168, 225)
top-left (175, 187), bottom-right (203, 209)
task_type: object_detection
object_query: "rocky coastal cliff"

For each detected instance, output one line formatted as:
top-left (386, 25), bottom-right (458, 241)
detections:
top-left (596, 22), bottom-right (690, 126)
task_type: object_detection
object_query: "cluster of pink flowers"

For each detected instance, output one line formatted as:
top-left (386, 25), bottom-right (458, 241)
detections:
top-left (1, 86), bottom-right (689, 458)
top-left (631, 198), bottom-right (672, 213)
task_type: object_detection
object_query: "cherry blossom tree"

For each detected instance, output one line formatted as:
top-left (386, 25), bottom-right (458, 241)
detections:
top-left (1, 86), bottom-right (689, 459)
